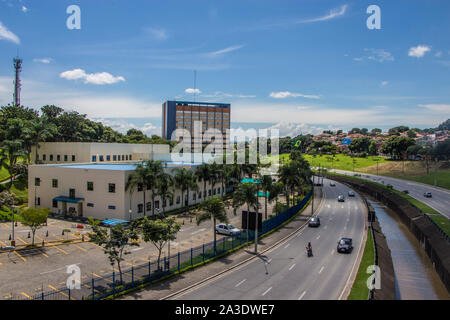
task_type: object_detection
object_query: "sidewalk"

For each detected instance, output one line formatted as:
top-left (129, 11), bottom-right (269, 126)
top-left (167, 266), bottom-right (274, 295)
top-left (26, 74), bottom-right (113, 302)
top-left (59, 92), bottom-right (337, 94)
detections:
top-left (121, 188), bottom-right (323, 300)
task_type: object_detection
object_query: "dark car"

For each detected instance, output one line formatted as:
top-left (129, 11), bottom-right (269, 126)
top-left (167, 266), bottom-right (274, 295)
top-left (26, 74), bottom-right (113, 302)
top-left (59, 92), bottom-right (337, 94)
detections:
top-left (337, 238), bottom-right (353, 253)
top-left (308, 216), bottom-right (321, 227)
top-left (337, 195), bottom-right (345, 202)
top-left (348, 191), bottom-right (355, 197)
top-left (424, 192), bottom-right (432, 198)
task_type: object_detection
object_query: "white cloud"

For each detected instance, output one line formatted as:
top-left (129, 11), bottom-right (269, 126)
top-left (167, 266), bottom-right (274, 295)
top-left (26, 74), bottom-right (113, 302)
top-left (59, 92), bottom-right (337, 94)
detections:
top-left (60, 69), bottom-right (125, 85)
top-left (93, 118), bottom-right (161, 136)
top-left (269, 91), bottom-right (320, 99)
top-left (0, 21), bottom-right (20, 44)
top-left (185, 88), bottom-right (201, 94)
top-left (145, 27), bottom-right (168, 40)
top-left (33, 58), bottom-right (52, 64)
top-left (408, 45), bottom-right (431, 58)
top-left (365, 48), bottom-right (394, 62)
top-left (298, 4), bottom-right (348, 23)
top-left (435, 51), bottom-right (443, 58)
top-left (21, 6), bottom-right (28, 13)
top-left (419, 104), bottom-right (450, 112)
top-left (201, 91), bottom-right (256, 99)
top-left (381, 81), bottom-right (389, 87)
top-left (208, 45), bottom-right (244, 56)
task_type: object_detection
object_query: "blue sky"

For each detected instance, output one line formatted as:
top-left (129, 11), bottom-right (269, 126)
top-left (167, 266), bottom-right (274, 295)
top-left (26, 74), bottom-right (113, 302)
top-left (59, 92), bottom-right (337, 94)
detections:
top-left (0, 0), bottom-right (449, 137)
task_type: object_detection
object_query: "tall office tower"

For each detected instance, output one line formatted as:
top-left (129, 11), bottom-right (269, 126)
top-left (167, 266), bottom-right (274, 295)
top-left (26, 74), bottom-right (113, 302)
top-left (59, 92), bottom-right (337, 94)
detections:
top-left (162, 101), bottom-right (230, 152)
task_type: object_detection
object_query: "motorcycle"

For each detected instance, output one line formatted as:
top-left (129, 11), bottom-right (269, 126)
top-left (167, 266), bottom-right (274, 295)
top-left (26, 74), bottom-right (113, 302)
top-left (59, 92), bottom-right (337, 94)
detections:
top-left (306, 247), bottom-right (313, 257)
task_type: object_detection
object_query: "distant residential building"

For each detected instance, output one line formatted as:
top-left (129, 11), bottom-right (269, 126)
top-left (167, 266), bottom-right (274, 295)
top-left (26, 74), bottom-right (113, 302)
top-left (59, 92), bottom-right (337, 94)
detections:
top-left (162, 101), bottom-right (230, 152)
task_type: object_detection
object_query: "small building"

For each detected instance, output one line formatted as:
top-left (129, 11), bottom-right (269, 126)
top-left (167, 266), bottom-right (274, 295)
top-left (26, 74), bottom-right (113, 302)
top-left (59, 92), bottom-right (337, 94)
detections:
top-left (28, 162), bottom-right (224, 221)
top-left (31, 142), bottom-right (170, 164)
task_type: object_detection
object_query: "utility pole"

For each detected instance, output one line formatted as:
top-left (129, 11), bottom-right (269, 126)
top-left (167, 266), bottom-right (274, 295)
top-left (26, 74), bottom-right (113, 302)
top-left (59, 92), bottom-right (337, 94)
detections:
top-left (434, 158), bottom-right (438, 186)
top-left (376, 158), bottom-right (379, 176)
top-left (254, 182), bottom-right (260, 254)
top-left (311, 175), bottom-right (315, 216)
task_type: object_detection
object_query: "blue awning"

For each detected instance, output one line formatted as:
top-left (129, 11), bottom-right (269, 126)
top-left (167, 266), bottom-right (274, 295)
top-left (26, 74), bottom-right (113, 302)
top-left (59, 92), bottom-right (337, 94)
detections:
top-left (101, 219), bottom-right (129, 226)
top-left (53, 196), bottom-right (84, 203)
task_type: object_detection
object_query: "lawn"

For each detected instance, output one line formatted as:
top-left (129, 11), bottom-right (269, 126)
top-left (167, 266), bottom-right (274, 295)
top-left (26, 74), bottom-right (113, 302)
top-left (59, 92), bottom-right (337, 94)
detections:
top-left (347, 229), bottom-right (374, 300)
top-left (0, 166), bottom-right (9, 182)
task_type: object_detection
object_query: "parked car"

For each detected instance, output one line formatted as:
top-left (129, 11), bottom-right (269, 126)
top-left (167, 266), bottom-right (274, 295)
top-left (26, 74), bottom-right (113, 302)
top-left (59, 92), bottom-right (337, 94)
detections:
top-left (337, 238), bottom-right (353, 253)
top-left (330, 182), bottom-right (336, 187)
top-left (215, 224), bottom-right (241, 236)
top-left (337, 195), bottom-right (345, 202)
top-left (308, 216), bottom-right (321, 227)
top-left (424, 192), bottom-right (432, 198)
top-left (348, 191), bottom-right (355, 197)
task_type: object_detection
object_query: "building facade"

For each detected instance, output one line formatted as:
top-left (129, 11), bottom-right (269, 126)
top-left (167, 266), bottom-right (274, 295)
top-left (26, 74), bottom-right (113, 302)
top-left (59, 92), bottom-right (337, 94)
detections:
top-left (28, 162), bottom-right (224, 221)
top-left (162, 101), bottom-right (230, 152)
top-left (31, 142), bottom-right (170, 164)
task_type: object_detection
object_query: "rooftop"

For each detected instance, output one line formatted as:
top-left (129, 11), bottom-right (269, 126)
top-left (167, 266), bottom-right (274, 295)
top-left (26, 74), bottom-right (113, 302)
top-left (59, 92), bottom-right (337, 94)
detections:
top-left (44, 161), bottom-right (202, 171)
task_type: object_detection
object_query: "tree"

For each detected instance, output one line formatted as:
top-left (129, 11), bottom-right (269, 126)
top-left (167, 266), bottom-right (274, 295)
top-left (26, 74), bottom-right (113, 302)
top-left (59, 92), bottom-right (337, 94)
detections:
top-left (29, 117), bottom-right (57, 163)
top-left (173, 167), bottom-right (199, 209)
top-left (349, 137), bottom-right (372, 154)
top-left (260, 175), bottom-right (273, 220)
top-left (89, 218), bottom-right (139, 283)
top-left (1, 139), bottom-right (26, 188)
top-left (232, 183), bottom-right (259, 240)
top-left (195, 163), bottom-right (211, 199)
top-left (370, 128), bottom-right (382, 136)
top-left (268, 181), bottom-right (283, 214)
top-left (156, 172), bottom-right (174, 217)
top-left (381, 136), bottom-right (415, 159)
top-left (196, 197), bottom-right (228, 254)
top-left (145, 160), bottom-right (165, 216)
top-left (126, 163), bottom-right (152, 216)
top-left (141, 217), bottom-right (181, 271)
top-left (20, 208), bottom-right (49, 246)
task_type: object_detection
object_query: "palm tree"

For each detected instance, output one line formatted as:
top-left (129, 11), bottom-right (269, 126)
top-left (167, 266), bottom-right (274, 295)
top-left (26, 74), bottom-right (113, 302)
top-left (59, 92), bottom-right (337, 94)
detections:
top-left (278, 162), bottom-right (297, 207)
top-left (126, 163), bottom-right (151, 216)
top-left (156, 172), bottom-right (174, 217)
top-left (145, 160), bottom-right (164, 216)
top-left (173, 167), bottom-right (199, 210)
top-left (260, 175), bottom-right (273, 220)
top-left (196, 196), bottom-right (228, 254)
top-left (232, 182), bottom-right (259, 242)
top-left (209, 162), bottom-right (220, 197)
top-left (195, 163), bottom-right (211, 199)
top-left (268, 182), bottom-right (283, 215)
top-left (1, 139), bottom-right (26, 188)
top-left (29, 117), bottom-right (57, 164)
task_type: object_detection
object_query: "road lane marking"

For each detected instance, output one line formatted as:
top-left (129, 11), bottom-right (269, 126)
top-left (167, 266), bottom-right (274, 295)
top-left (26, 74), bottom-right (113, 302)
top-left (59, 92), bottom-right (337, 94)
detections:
top-left (298, 291), bottom-right (306, 300)
top-left (235, 279), bottom-right (246, 287)
top-left (52, 245), bottom-right (69, 255)
top-left (14, 251), bottom-right (26, 262)
top-left (262, 287), bottom-right (272, 296)
top-left (316, 235), bottom-right (320, 240)
top-left (48, 284), bottom-right (73, 299)
top-left (20, 292), bottom-right (32, 299)
top-left (131, 247), bottom-right (143, 252)
top-left (17, 237), bottom-right (27, 245)
top-left (318, 266), bottom-right (325, 274)
top-left (289, 264), bottom-right (296, 271)
top-left (72, 243), bottom-right (87, 252)
top-left (284, 243), bottom-right (290, 249)
top-left (0, 240), bottom-right (8, 246)
top-left (191, 228), bottom-right (206, 235)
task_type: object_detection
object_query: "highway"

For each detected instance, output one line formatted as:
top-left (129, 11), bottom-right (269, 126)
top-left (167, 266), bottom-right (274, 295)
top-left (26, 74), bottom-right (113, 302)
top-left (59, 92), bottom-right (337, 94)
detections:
top-left (171, 179), bottom-right (367, 300)
top-left (330, 169), bottom-right (450, 218)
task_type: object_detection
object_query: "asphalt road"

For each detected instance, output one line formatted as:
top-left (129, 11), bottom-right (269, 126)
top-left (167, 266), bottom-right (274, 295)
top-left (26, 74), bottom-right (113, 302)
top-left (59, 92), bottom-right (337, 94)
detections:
top-left (172, 179), bottom-right (367, 300)
top-left (330, 169), bottom-right (450, 218)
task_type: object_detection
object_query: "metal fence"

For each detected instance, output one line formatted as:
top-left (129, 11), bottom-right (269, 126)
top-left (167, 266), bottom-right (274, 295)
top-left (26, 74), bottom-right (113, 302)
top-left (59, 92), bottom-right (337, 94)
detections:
top-left (12, 189), bottom-right (312, 300)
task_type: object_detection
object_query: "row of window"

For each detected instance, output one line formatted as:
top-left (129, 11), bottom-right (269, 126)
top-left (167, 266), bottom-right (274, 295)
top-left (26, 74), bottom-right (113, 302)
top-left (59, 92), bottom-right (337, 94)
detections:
top-left (35, 178), bottom-right (116, 193)
top-left (40, 154), bottom-right (76, 162)
top-left (92, 154), bottom-right (132, 162)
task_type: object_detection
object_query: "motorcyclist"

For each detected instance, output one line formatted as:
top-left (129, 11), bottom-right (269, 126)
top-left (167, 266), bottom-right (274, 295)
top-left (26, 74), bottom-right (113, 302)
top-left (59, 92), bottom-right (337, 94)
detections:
top-left (306, 242), bottom-right (313, 256)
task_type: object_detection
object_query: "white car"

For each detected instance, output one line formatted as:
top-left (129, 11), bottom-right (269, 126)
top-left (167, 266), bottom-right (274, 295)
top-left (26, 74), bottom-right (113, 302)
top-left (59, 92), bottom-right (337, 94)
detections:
top-left (215, 224), bottom-right (241, 236)
top-left (330, 182), bottom-right (336, 187)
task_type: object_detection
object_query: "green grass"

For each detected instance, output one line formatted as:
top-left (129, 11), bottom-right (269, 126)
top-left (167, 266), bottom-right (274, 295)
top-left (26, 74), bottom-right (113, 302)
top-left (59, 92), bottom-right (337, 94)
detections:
top-left (403, 170), bottom-right (450, 190)
top-left (429, 215), bottom-right (450, 235)
top-left (0, 166), bottom-right (9, 182)
top-left (347, 230), bottom-right (375, 300)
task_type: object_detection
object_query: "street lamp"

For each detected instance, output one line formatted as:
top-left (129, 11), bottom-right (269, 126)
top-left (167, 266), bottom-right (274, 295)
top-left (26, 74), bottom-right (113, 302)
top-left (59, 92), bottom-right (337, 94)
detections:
top-left (128, 209), bottom-right (132, 221)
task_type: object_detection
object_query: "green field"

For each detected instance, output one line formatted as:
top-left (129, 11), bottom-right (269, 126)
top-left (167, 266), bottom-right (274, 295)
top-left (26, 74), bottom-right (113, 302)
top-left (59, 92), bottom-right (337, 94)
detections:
top-left (347, 230), bottom-right (374, 300)
top-left (0, 166), bottom-right (9, 181)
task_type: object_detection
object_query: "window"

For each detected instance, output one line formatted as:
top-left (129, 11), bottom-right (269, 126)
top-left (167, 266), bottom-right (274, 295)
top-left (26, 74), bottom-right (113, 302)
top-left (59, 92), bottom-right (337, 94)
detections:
top-left (64, 155), bottom-right (68, 162)
top-left (129, 154), bottom-right (132, 160)
top-left (52, 200), bottom-right (58, 208)
top-left (108, 183), bottom-right (116, 193)
top-left (138, 183), bottom-right (143, 192)
top-left (154, 200), bottom-right (160, 209)
top-left (35, 177), bottom-right (41, 186)
top-left (217, 188), bottom-right (220, 194)
top-left (99, 155), bottom-right (104, 162)
top-left (57, 155), bottom-right (61, 161)
top-left (35, 197), bottom-right (40, 206)
top-left (43, 154), bottom-right (46, 161)
top-left (69, 189), bottom-right (75, 199)
top-left (108, 205), bottom-right (116, 210)
top-left (92, 155), bottom-right (97, 162)
top-left (146, 202), bottom-right (152, 211)
top-left (176, 196), bottom-right (180, 204)
top-left (193, 193), bottom-right (196, 201)
top-left (87, 203), bottom-right (94, 207)
top-left (106, 155), bottom-right (111, 161)
top-left (125, 155), bottom-right (129, 161)
top-left (169, 198), bottom-right (173, 206)
top-left (72, 155), bottom-right (76, 162)
top-left (213, 189), bottom-right (216, 195)
top-left (52, 179), bottom-right (58, 188)
top-left (87, 181), bottom-right (94, 191)
top-left (50, 154), bottom-right (54, 161)
top-left (208, 189), bottom-right (211, 196)
top-left (113, 155), bottom-right (117, 161)
top-left (121, 155), bottom-right (125, 161)
top-left (162, 199), bottom-right (167, 208)
top-left (198, 192), bottom-right (202, 199)
top-left (138, 204), bottom-right (143, 213)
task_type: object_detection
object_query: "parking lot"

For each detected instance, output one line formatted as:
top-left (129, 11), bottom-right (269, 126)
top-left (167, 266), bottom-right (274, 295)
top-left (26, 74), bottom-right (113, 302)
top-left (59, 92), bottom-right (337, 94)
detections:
top-left (0, 197), bottom-right (276, 299)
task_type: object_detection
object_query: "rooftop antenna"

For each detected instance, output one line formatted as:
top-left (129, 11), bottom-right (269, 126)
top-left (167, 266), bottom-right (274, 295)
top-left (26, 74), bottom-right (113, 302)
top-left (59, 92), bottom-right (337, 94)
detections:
top-left (13, 54), bottom-right (23, 106)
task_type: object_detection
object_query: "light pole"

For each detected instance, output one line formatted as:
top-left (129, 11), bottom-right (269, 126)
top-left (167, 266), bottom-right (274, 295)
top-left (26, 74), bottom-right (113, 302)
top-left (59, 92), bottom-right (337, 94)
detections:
top-left (311, 174), bottom-right (315, 216)
top-left (376, 158), bottom-right (379, 176)
top-left (255, 181), bottom-right (260, 254)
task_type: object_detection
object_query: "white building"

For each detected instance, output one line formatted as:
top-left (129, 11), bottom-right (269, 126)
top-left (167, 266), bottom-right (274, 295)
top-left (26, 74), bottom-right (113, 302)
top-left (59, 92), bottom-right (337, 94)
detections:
top-left (28, 162), bottom-right (224, 221)
top-left (30, 142), bottom-right (170, 164)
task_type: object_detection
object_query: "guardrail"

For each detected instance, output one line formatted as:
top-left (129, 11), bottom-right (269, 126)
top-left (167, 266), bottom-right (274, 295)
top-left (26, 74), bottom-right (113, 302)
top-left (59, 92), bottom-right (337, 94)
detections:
top-left (10, 188), bottom-right (313, 300)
